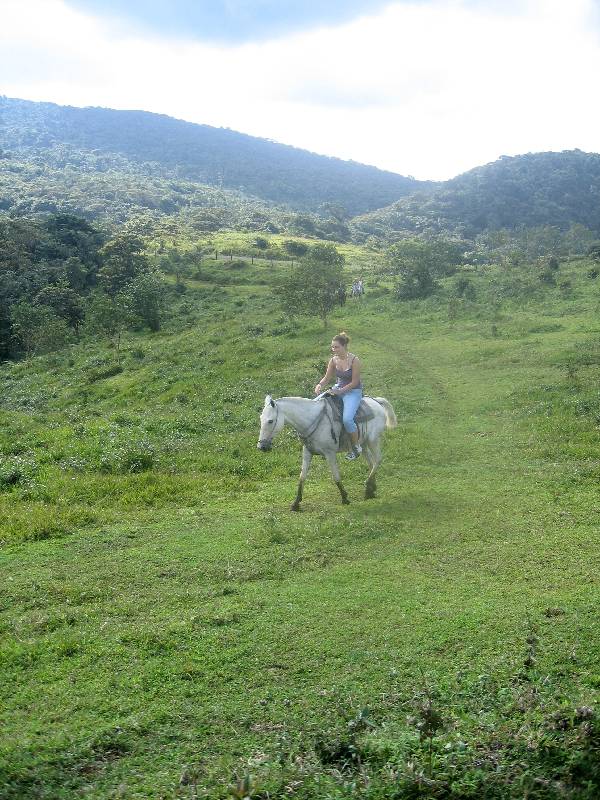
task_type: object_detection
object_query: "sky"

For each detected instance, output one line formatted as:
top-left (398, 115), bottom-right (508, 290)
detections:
top-left (2, 0), bottom-right (600, 181)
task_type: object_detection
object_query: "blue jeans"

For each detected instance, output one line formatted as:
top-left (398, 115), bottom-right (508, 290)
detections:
top-left (338, 386), bottom-right (362, 433)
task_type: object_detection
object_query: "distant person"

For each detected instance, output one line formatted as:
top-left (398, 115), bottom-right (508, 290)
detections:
top-left (337, 284), bottom-right (347, 307)
top-left (351, 279), bottom-right (363, 299)
top-left (314, 331), bottom-right (363, 459)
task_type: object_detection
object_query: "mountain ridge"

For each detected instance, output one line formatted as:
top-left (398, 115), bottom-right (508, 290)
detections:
top-left (352, 149), bottom-right (600, 241)
top-left (0, 96), bottom-right (431, 216)
top-left (3, 97), bottom-right (600, 244)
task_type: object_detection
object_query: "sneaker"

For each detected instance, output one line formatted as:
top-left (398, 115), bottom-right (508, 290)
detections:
top-left (345, 444), bottom-right (362, 460)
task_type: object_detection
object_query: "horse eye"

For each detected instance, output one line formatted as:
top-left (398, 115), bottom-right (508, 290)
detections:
top-left (267, 420), bottom-right (274, 424)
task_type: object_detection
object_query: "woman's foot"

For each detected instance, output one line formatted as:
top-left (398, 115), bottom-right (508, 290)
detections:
top-left (345, 444), bottom-right (362, 460)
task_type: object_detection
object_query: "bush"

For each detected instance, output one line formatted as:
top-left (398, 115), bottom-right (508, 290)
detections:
top-left (11, 302), bottom-right (75, 355)
top-left (453, 276), bottom-right (476, 299)
top-left (99, 439), bottom-right (155, 474)
top-left (586, 241), bottom-right (600, 261)
top-left (0, 455), bottom-right (38, 489)
top-left (395, 265), bottom-right (437, 299)
top-left (539, 269), bottom-right (557, 286)
top-left (86, 364), bottom-right (124, 383)
top-left (558, 279), bottom-right (573, 296)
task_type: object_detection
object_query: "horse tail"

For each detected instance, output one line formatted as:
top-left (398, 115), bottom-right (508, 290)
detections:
top-left (373, 397), bottom-right (397, 429)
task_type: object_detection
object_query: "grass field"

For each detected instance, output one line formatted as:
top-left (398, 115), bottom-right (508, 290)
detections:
top-left (1, 254), bottom-right (600, 798)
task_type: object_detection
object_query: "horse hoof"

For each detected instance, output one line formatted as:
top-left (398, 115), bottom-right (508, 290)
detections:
top-left (291, 503), bottom-right (301, 512)
top-left (342, 498), bottom-right (350, 505)
top-left (365, 482), bottom-right (376, 499)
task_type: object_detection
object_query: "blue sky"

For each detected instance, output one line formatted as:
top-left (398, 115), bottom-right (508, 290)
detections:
top-left (3, 0), bottom-right (600, 180)
top-left (65, 0), bottom-right (395, 42)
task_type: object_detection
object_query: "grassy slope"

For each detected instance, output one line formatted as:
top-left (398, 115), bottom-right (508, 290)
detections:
top-left (1, 256), bottom-right (600, 798)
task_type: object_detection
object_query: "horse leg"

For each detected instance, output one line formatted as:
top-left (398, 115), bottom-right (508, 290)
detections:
top-left (324, 451), bottom-right (350, 505)
top-left (362, 444), bottom-right (375, 498)
top-left (291, 447), bottom-right (312, 511)
top-left (364, 438), bottom-right (382, 499)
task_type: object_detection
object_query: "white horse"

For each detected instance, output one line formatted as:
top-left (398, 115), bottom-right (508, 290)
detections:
top-left (257, 394), bottom-right (397, 510)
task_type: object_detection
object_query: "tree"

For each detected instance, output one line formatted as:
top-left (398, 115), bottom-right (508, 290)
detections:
top-left (124, 270), bottom-right (166, 332)
top-left (83, 291), bottom-right (137, 351)
top-left (98, 234), bottom-right (149, 296)
top-left (453, 275), bottom-right (476, 300)
top-left (278, 244), bottom-right (345, 328)
top-left (0, 214), bottom-right (106, 359)
top-left (386, 237), bottom-right (465, 300)
top-left (159, 248), bottom-right (192, 287)
top-left (35, 283), bottom-right (85, 331)
top-left (283, 240), bottom-right (309, 259)
top-left (11, 302), bottom-right (74, 355)
top-left (562, 224), bottom-right (595, 256)
top-left (320, 202), bottom-right (349, 224)
top-left (63, 256), bottom-right (89, 291)
top-left (587, 241), bottom-right (600, 262)
top-left (290, 214), bottom-right (317, 237)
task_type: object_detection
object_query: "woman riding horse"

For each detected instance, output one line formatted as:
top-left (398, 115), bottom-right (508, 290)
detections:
top-left (314, 331), bottom-right (362, 460)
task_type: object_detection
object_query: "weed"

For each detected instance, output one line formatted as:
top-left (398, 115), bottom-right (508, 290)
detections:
top-left (86, 363), bottom-right (124, 382)
top-left (406, 682), bottom-right (445, 779)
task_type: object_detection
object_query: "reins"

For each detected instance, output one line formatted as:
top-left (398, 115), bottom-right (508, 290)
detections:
top-left (295, 398), bottom-right (338, 450)
top-left (267, 397), bottom-right (341, 452)
top-left (296, 402), bottom-right (326, 448)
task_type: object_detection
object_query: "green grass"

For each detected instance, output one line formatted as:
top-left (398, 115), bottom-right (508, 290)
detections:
top-left (2, 256), bottom-right (600, 797)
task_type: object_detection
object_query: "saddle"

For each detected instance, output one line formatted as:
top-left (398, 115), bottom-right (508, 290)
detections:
top-left (318, 393), bottom-right (375, 452)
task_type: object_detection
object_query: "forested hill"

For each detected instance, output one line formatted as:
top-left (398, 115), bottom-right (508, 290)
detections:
top-left (352, 150), bottom-right (600, 240)
top-left (0, 97), bottom-right (429, 216)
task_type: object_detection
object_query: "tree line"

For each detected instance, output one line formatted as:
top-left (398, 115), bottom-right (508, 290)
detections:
top-left (0, 214), bottom-right (166, 359)
top-left (352, 151), bottom-right (600, 244)
top-left (1, 97), bottom-right (423, 217)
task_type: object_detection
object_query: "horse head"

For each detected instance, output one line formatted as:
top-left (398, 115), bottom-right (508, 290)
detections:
top-left (257, 395), bottom-right (284, 451)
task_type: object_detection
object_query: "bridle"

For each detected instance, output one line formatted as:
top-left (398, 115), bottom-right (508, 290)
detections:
top-left (259, 397), bottom-right (339, 453)
top-left (258, 400), bottom-right (280, 448)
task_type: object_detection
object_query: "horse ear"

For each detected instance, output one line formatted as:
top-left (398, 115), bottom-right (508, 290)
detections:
top-left (270, 398), bottom-right (275, 407)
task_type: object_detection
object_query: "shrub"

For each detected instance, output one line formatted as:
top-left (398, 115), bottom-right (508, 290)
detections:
top-left (11, 302), bottom-right (75, 355)
top-left (86, 364), bottom-right (124, 383)
top-left (99, 438), bottom-right (155, 474)
top-left (453, 275), bottom-right (476, 299)
top-left (0, 455), bottom-right (38, 489)
top-left (539, 269), bottom-right (557, 286)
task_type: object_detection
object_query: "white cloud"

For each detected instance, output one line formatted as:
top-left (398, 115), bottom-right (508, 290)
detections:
top-left (2, 0), bottom-right (600, 180)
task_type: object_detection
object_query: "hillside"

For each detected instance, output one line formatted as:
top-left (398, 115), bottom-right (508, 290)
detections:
top-left (4, 98), bottom-right (600, 250)
top-left (0, 97), bottom-right (428, 217)
top-left (2, 251), bottom-right (600, 797)
top-left (4, 95), bottom-right (600, 797)
top-left (0, 148), bottom-right (294, 230)
top-left (352, 150), bottom-right (600, 241)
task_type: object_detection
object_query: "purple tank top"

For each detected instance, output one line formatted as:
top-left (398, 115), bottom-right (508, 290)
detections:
top-left (335, 356), bottom-right (362, 388)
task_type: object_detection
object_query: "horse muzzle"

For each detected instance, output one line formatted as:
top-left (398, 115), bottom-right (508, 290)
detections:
top-left (257, 440), bottom-right (272, 451)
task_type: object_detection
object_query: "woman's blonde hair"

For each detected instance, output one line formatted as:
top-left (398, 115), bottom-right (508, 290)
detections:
top-left (333, 332), bottom-right (350, 347)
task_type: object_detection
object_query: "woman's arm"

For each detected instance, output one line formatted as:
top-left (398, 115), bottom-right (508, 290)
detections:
top-left (336, 357), bottom-right (361, 394)
top-left (314, 358), bottom-right (336, 394)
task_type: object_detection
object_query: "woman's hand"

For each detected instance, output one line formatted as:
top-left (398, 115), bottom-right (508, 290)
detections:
top-left (314, 383), bottom-right (322, 395)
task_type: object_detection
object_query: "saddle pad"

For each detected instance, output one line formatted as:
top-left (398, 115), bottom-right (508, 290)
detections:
top-left (323, 394), bottom-right (375, 424)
